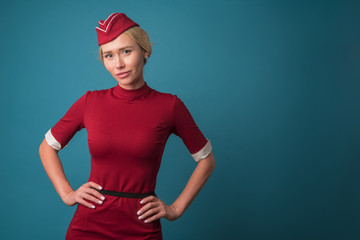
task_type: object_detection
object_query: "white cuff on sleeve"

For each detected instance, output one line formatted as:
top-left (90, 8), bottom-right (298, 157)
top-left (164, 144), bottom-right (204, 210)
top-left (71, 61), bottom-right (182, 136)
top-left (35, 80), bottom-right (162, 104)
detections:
top-left (45, 129), bottom-right (62, 150)
top-left (191, 139), bottom-right (212, 162)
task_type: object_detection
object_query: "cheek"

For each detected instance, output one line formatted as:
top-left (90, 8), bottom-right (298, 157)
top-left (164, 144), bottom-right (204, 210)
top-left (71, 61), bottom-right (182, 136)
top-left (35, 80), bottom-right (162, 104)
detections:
top-left (128, 56), bottom-right (144, 71)
top-left (104, 62), bottom-right (114, 73)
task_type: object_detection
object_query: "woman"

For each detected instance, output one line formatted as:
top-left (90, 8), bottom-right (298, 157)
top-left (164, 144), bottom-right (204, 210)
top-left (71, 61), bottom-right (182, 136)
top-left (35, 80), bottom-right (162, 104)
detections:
top-left (39, 12), bottom-right (215, 240)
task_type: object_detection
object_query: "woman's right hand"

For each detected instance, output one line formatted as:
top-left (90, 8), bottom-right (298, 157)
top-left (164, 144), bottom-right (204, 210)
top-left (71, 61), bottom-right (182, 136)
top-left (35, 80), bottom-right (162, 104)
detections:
top-left (62, 181), bottom-right (106, 209)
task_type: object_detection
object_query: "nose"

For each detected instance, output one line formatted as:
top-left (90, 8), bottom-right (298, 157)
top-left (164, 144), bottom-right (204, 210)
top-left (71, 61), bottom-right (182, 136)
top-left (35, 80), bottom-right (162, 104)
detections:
top-left (115, 55), bottom-right (125, 69)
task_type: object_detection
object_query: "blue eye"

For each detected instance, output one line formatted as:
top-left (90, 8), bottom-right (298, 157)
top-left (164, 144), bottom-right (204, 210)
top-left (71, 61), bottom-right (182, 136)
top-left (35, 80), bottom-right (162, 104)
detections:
top-left (104, 54), bottom-right (113, 58)
top-left (123, 50), bottom-right (131, 54)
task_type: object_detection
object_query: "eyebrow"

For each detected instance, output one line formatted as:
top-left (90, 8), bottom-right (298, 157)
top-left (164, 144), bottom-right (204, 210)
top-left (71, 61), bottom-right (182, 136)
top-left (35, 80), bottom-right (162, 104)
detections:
top-left (102, 46), bottom-right (135, 54)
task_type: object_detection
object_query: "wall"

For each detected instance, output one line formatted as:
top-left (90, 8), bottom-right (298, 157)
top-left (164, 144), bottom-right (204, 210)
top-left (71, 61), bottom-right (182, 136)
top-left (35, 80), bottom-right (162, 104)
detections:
top-left (0, 0), bottom-right (359, 239)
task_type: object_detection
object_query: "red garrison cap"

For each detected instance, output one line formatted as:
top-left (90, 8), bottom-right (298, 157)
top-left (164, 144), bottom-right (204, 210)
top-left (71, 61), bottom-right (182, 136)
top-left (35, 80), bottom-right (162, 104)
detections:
top-left (96, 13), bottom-right (139, 46)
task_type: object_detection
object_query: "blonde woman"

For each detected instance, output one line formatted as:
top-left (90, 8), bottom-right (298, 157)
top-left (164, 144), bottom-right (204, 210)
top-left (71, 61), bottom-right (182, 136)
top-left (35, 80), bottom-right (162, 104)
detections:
top-left (39, 13), bottom-right (215, 239)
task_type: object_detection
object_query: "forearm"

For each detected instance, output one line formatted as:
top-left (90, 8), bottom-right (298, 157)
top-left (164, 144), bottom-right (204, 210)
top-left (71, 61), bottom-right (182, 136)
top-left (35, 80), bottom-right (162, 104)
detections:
top-left (39, 139), bottom-right (74, 200)
top-left (172, 151), bottom-right (215, 217)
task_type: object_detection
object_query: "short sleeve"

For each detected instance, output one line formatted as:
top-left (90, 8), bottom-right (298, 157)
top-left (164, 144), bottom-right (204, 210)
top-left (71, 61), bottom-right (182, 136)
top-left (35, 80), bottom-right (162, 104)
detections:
top-left (45, 91), bottom-right (90, 150)
top-left (171, 96), bottom-right (212, 162)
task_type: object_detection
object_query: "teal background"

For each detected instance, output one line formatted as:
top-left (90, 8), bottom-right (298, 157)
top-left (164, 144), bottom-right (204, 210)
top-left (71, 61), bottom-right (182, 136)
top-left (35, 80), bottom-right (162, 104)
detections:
top-left (1, 0), bottom-right (359, 239)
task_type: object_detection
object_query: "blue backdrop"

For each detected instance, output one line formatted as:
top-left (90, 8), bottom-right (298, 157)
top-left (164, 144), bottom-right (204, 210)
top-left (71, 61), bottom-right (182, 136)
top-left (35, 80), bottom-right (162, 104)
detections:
top-left (0, 0), bottom-right (359, 239)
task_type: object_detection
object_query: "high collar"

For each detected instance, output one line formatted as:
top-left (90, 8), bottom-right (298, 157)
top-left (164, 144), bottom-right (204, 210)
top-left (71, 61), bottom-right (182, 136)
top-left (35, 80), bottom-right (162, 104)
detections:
top-left (112, 82), bottom-right (152, 103)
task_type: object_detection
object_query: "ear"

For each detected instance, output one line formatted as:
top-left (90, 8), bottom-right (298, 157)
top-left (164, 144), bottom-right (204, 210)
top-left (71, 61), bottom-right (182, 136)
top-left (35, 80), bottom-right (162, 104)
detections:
top-left (143, 51), bottom-right (149, 59)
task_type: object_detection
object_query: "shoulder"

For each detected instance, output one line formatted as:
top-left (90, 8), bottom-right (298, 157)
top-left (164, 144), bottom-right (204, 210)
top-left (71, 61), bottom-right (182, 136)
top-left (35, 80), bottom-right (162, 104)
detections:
top-left (148, 87), bottom-right (191, 115)
top-left (69, 87), bottom-right (113, 108)
top-left (149, 89), bottom-right (186, 115)
top-left (149, 87), bottom-right (182, 106)
top-left (87, 87), bottom-right (111, 96)
top-left (83, 87), bottom-right (113, 101)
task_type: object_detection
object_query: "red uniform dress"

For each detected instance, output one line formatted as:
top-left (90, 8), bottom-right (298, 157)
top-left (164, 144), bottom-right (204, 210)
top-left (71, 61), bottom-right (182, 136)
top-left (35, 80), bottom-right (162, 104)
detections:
top-left (45, 82), bottom-right (212, 240)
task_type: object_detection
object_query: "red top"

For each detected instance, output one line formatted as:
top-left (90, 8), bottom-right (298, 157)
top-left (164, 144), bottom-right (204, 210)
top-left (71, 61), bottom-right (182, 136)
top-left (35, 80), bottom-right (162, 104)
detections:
top-left (47, 82), bottom-right (211, 239)
top-left (48, 82), bottom-right (209, 193)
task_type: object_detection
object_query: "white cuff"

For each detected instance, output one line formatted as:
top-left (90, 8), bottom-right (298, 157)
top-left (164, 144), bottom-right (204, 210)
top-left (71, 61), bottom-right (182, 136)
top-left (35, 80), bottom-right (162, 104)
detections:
top-left (191, 139), bottom-right (212, 162)
top-left (45, 129), bottom-right (62, 150)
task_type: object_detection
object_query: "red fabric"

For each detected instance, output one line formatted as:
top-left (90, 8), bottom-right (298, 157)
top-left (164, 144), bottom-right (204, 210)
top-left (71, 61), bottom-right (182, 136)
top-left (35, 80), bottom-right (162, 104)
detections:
top-left (96, 13), bottom-right (139, 46)
top-left (49, 82), bottom-right (208, 239)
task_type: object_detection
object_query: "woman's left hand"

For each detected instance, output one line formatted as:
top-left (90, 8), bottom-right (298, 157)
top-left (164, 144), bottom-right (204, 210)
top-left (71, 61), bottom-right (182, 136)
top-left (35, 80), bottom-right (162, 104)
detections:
top-left (137, 196), bottom-right (179, 223)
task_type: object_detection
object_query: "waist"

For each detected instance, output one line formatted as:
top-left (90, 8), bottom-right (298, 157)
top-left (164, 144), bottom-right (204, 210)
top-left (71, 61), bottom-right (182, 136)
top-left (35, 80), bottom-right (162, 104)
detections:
top-left (92, 188), bottom-right (155, 198)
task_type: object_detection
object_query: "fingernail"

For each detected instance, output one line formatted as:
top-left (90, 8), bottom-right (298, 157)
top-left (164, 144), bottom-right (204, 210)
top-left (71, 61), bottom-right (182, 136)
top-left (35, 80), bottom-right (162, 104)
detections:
top-left (98, 186), bottom-right (102, 190)
top-left (140, 200), bottom-right (144, 204)
top-left (137, 211), bottom-right (141, 215)
top-left (91, 205), bottom-right (95, 209)
top-left (101, 196), bottom-right (105, 200)
top-left (144, 220), bottom-right (148, 223)
top-left (98, 200), bottom-right (103, 204)
top-left (138, 216), bottom-right (142, 220)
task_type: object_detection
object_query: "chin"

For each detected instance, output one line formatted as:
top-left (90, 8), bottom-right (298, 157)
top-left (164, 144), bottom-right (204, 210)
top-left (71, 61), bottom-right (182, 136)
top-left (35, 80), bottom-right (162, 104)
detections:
top-left (116, 77), bottom-right (132, 84)
top-left (117, 79), bottom-right (139, 88)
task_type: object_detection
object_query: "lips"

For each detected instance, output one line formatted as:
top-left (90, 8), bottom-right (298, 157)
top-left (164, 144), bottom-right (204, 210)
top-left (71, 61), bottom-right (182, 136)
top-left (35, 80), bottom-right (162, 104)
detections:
top-left (116, 71), bottom-right (131, 79)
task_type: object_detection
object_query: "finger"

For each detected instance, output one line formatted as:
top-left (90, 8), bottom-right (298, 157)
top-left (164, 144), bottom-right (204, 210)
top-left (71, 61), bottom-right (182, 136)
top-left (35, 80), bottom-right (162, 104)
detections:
top-left (78, 198), bottom-right (96, 209)
top-left (82, 192), bottom-right (104, 205)
top-left (137, 201), bottom-right (159, 216)
top-left (87, 181), bottom-right (103, 190)
top-left (144, 213), bottom-right (162, 223)
top-left (85, 187), bottom-right (106, 201)
top-left (140, 195), bottom-right (156, 205)
top-left (139, 207), bottom-right (160, 220)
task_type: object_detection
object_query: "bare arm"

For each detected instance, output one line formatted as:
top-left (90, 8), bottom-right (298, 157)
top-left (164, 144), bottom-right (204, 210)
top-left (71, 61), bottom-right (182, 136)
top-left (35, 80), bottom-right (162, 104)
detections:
top-left (172, 151), bottom-right (215, 216)
top-left (138, 151), bottom-right (215, 222)
top-left (39, 139), bottom-right (74, 200)
top-left (39, 138), bottom-right (105, 208)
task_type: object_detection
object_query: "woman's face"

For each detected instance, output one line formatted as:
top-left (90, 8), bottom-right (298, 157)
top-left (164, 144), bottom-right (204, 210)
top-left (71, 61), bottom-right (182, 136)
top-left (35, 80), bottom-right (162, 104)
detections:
top-left (101, 32), bottom-right (148, 90)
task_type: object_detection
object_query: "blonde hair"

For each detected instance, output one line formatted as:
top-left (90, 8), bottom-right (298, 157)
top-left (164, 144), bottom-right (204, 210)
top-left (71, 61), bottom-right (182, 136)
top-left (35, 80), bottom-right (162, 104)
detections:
top-left (99, 26), bottom-right (152, 64)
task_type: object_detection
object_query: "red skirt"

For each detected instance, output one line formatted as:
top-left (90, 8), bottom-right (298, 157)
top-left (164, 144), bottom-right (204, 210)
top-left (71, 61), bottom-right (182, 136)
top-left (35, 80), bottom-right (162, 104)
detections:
top-left (65, 196), bottom-right (163, 240)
